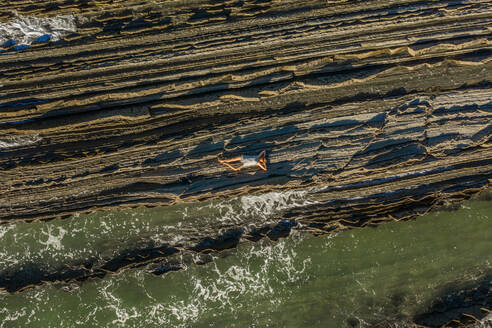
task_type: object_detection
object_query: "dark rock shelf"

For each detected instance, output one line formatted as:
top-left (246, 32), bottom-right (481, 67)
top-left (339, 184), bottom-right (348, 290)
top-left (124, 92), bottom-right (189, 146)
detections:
top-left (2, 0), bottom-right (491, 224)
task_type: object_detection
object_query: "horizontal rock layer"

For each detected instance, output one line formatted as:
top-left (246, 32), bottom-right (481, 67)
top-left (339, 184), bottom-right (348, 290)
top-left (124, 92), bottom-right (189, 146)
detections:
top-left (1, 0), bottom-right (492, 222)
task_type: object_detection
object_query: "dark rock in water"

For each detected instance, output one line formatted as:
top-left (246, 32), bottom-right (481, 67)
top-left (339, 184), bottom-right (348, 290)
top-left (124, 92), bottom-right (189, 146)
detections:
top-left (0, 0), bottom-right (491, 295)
top-left (0, 217), bottom-right (299, 293)
top-left (413, 276), bottom-right (492, 327)
top-left (192, 228), bottom-right (244, 253)
top-left (100, 245), bottom-right (179, 272)
top-left (151, 265), bottom-right (183, 276)
top-left (244, 226), bottom-right (272, 242)
top-left (267, 219), bottom-right (297, 241)
top-left (346, 317), bottom-right (361, 327)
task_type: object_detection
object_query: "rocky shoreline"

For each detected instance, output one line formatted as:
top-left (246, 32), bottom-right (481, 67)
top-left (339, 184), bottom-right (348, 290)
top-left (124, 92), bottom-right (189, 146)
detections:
top-left (1, 192), bottom-right (490, 295)
top-left (1, 0), bottom-right (491, 224)
top-left (1, 0), bottom-right (492, 310)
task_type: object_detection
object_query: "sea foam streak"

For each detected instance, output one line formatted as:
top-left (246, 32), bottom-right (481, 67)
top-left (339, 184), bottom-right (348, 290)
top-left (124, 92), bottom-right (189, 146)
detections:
top-left (0, 15), bottom-right (77, 48)
top-left (0, 189), bottom-right (318, 276)
top-left (0, 134), bottom-right (42, 149)
top-left (477, 313), bottom-right (492, 327)
top-left (151, 234), bottom-right (311, 327)
top-left (188, 189), bottom-right (318, 229)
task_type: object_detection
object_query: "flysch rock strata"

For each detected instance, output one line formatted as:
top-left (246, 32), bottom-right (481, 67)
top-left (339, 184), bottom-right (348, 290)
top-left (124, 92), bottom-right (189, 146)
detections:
top-left (1, 0), bottom-right (491, 223)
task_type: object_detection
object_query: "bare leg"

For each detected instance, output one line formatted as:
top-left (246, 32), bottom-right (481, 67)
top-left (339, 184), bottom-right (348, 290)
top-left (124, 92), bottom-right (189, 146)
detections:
top-left (221, 162), bottom-right (243, 171)
top-left (218, 156), bottom-right (242, 163)
top-left (257, 162), bottom-right (267, 171)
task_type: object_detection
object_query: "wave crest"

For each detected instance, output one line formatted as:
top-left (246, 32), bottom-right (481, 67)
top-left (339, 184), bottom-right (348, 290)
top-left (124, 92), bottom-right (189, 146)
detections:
top-left (0, 134), bottom-right (42, 149)
top-left (0, 15), bottom-right (77, 48)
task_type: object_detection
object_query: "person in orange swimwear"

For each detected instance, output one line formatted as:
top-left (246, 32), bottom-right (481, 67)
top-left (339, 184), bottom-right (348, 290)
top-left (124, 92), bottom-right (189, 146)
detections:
top-left (218, 150), bottom-right (267, 171)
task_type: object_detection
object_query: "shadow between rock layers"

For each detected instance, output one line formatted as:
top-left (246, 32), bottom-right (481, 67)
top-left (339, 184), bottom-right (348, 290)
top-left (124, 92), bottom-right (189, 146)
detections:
top-left (0, 0), bottom-right (492, 291)
top-left (1, 0), bottom-right (491, 222)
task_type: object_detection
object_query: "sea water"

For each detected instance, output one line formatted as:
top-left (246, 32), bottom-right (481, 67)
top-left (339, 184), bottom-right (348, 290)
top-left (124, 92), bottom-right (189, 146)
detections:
top-left (0, 195), bottom-right (490, 327)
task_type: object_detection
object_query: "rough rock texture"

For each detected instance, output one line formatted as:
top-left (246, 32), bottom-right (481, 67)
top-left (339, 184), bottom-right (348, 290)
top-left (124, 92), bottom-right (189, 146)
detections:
top-left (1, 0), bottom-right (492, 224)
top-left (413, 275), bottom-right (492, 328)
top-left (0, 219), bottom-right (297, 293)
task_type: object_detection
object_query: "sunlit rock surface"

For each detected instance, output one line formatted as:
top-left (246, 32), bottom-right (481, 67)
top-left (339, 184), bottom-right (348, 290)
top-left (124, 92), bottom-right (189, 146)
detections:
top-left (1, 0), bottom-right (491, 223)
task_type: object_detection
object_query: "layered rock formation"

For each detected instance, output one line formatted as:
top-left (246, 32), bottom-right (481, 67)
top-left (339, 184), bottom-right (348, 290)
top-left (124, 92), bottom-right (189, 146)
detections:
top-left (2, 0), bottom-right (491, 224)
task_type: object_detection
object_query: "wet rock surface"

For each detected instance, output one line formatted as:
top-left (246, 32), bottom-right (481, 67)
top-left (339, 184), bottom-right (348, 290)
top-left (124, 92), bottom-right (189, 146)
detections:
top-left (413, 275), bottom-right (492, 328)
top-left (1, 0), bottom-right (492, 294)
top-left (1, 0), bottom-right (491, 223)
top-left (0, 219), bottom-right (298, 293)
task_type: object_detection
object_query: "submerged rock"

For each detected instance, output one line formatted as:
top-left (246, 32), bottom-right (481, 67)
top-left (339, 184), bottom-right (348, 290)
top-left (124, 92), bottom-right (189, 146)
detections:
top-left (0, 0), bottom-right (491, 294)
top-left (413, 276), bottom-right (492, 328)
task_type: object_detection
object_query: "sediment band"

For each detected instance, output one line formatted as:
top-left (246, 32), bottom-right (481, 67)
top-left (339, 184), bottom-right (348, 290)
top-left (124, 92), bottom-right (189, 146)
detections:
top-left (1, 0), bottom-right (491, 292)
top-left (2, 0), bottom-right (491, 222)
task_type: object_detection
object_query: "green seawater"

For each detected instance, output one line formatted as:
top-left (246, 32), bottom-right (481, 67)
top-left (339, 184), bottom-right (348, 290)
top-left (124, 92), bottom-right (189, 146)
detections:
top-left (0, 196), bottom-right (491, 327)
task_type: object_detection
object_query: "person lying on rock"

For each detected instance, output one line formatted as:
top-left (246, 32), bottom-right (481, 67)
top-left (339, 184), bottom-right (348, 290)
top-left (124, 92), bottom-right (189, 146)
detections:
top-left (218, 150), bottom-right (267, 171)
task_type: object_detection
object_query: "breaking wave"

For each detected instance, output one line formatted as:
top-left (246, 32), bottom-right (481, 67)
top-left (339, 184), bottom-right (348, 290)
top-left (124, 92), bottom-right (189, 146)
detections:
top-left (0, 200), bottom-right (491, 327)
top-left (184, 189), bottom-right (317, 228)
top-left (110, 234), bottom-right (311, 327)
top-left (0, 134), bottom-right (42, 149)
top-left (0, 189), bottom-right (317, 276)
top-left (0, 15), bottom-right (77, 50)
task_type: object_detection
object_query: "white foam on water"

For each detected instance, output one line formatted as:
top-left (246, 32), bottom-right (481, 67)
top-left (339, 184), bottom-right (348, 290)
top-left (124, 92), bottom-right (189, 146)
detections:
top-left (0, 190), bottom-right (316, 287)
top-left (98, 220), bottom-right (113, 235)
top-left (0, 306), bottom-right (28, 328)
top-left (0, 189), bottom-right (317, 294)
top-left (239, 190), bottom-right (315, 218)
top-left (101, 236), bottom-right (313, 327)
top-left (0, 224), bottom-right (20, 267)
top-left (477, 313), bottom-right (492, 328)
top-left (0, 14), bottom-right (77, 47)
top-left (39, 225), bottom-right (67, 251)
top-left (99, 279), bottom-right (139, 326)
top-left (0, 134), bottom-right (42, 149)
top-left (167, 300), bottom-right (201, 324)
top-left (146, 189), bottom-right (320, 247)
top-left (0, 223), bottom-right (15, 239)
top-left (146, 303), bottom-right (173, 326)
top-left (255, 239), bottom-right (310, 285)
top-left (194, 189), bottom-right (318, 228)
top-left (150, 234), bottom-right (311, 326)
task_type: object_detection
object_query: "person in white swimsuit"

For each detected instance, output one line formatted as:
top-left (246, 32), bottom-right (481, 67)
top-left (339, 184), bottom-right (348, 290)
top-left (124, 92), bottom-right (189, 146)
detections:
top-left (218, 150), bottom-right (267, 171)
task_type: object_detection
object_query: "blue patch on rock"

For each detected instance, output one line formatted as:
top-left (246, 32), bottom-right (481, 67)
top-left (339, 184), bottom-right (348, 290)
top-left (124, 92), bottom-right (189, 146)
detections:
top-left (2, 39), bottom-right (16, 47)
top-left (35, 34), bottom-right (51, 43)
top-left (13, 44), bottom-right (30, 51)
